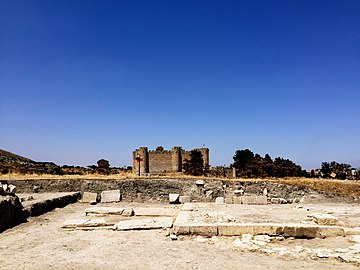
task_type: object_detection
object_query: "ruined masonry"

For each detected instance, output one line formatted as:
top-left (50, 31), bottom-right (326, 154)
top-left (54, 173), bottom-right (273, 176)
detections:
top-left (132, 146), bottom-right (209, 175)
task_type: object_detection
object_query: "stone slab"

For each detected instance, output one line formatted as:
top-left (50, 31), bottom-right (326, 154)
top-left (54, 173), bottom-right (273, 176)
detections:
top-left (224, 197), bottom-right (233, 204)
top-left (169, 194), bottom-right (180, 204)
top-left (100, 190), bottom-right (121, 203)
top-left (83, 218), bottom-right (109, 227)
top-left (62, 219), bottom-right (90, 228)
top-left (233, 196), bottom-right (242, 204)
top-left (256, 196), bottom-right (268, 205)
top-left (134, 208), bottom-right (179, 217)
top-left (308, 213), bottom-right (339, 226)
top-left (189, 223), bottom-right (218, 237)
top-left (179, 195), bottom-right (191, 204)
top-left (81, 192), bottom-right (97, 203)
top-left (242, 196), bottom-right (257, 205)
top-left (116, 217), bottom-right (174, 231)
top-left (344, 227), bottom-right (360, 235)
top-left (215, 197), bottom-right (224, 204)
top-left (85, 207), bottom-right (125, 216)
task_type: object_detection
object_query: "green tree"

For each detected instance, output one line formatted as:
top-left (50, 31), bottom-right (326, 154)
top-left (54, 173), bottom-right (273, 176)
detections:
top-left (182, 150), bottom-right (204, 176)
top-left (232, 149), bottom-right (255, 172)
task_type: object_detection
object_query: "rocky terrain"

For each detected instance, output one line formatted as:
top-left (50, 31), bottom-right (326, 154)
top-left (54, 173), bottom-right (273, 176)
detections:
top-left (0, 149), bottom-right (61, 175)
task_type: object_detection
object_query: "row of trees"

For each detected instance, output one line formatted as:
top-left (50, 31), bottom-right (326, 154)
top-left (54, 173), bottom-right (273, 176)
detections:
top-left (232, 149), bottom-right (304, 178)
top-left (181, 148), bottom-right (359, 179)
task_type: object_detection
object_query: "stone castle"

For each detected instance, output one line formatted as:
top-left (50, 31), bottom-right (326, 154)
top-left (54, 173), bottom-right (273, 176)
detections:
top-left (132, 146), bottom-right (209, 175)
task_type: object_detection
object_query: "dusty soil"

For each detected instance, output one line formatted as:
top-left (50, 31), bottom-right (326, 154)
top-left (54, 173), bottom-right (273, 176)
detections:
top-left (0, 201), bottom-right (359, 270)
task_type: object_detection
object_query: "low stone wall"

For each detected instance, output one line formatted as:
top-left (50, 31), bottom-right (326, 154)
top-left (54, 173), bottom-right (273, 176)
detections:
top-left (6, 178), bottom-right (359, 204)
top-left (23, 192), bottom-right (80, 217)
top-left (0, 195), bottom-right (26, 232)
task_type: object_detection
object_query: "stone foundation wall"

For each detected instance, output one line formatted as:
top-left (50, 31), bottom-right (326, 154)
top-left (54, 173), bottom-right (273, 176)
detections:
top-left (0, 195), bottom-right (26, 232)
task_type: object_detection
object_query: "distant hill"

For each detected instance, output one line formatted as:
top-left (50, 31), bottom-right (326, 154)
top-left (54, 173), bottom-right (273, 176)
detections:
top-left (0, 149), bottom-right (61, 175)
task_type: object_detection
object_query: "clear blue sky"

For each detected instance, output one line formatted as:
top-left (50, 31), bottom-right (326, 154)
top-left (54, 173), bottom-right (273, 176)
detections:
top-left (1, 0), bottom-right (359, 169)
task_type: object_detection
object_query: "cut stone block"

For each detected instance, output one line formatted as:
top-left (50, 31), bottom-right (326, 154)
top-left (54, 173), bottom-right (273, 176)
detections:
top-left (134, 207), bottom-right (179, 217)
top-left (116, 217), bottom-right (174, 231)
top-left (316, 226), bottom-right (345, 238)
top-left (122, 208), bottom-right (134, 217)
top-left (308, 213), bottom-right (339, 226)
top-left (62, 219), bottom-right (90, 228)
top-left (81, 192), bottom-right (98, 203)
top-left (256, 196), bottom-right (267, 205)
top-left (83, 218), bottom-right (108, 227)
top-left (215, 197), bottom-right (224, 204)
top-left (179, 195), bottom-right (191, 204)
top-left (100, 190), bottom-right (121, 203)
top-left (218, 223), bottom-right (254, 236)
top-left (233, 196), bottom-right (242, 204)
top-left (85, 207), bottom-right (125, 216)
top-left (242, 196), bottom-right (257, 205)
top-left (169, 194), bottom-right (180, 204)
top-left (189, 223), bottom-right (218, 237)
top-left (75, 225), bottom-right (116, 231)
top-left (195, 180), bottom-right (205, 186)
top-left (224, 197), bottom-right (233, 204)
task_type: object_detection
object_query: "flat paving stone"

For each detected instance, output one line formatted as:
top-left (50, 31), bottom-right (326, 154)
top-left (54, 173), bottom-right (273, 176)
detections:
top-left (134, 207), bottom-right (179, 217)
top-left (116, 217), bottom-right (174, 231)
top-left (85, 207), bottom-right (125, 216)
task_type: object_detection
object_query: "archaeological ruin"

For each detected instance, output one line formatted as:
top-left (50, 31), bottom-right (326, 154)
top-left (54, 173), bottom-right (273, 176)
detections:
top-left (132, 146), bottom-right (209, 175)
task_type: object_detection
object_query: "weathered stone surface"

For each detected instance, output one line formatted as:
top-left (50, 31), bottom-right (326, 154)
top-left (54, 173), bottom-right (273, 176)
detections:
top-left (215, 197), bottom-right (224, 204)
top-left (81, 192), bottom-right (98, 203)
top-left (242, 196), bottom-right (257, 205)
top-left (195, 180), bottom-right (205, 186)
top-left (179, 195), bottom-right (191, 204)
top-left (180, 203), bottom-right (195, 211)
top-left (263, 188), bottom-right (268, 196)
top-left (316, 226), bottom-right (345, 238)
top-left (62, 219), bottom-right (90, 228)
top-left (256, 196), bottom-right (267, 205)
top-left (173, 211), bottom-right (191, 234)
top-left (344, 227), bottom-right (360, 235)
top-left (83, 218), bottom-right (108, 227)
top-left (218, 223), bottom-right (254, 236)
top-left (116, 217), bottom-right (173, 230)
top-left (224, 197), bottom-right (233, 204)
top-left (122, 208), bottom-right (134, 217)
top-left (308, 213), bottom-right (339, 226)
top-left (134, 207), bottom-right (179, 217)
top-left (85, 207), bottom-right (124, 216)
top-left (62, 218), bottom-right (110, 228)
top-left (233, 196), bottom-right (242, 204)
top-left (100, 190), bottom-right (121, 203)
top-left (169, 194), bottom-right (180, 204)
top-left (189, 223), bottom-right (217, 237)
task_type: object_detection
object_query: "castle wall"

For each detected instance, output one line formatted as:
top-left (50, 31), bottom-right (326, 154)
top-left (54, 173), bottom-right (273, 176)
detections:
top-left (148, 150), bottom-right (173, 173)
top-left (132, 146), bottom-right (209, 175)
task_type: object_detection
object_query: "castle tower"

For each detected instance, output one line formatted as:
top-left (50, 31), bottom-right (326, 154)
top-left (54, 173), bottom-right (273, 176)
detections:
top-left (132, 147), bottom-right (149, 175)
top-left (199, 147), bottom-right (209, 168)
top-left (171, 146), bottom-right (182, 172)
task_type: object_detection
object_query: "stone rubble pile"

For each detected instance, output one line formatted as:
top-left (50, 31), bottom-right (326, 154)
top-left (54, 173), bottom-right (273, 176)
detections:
top-left (230, 234), bottom-right (360, 267)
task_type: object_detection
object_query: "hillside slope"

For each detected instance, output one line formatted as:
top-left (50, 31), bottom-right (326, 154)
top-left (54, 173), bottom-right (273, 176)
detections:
top-left (0, 149), bottom-right (60, 174)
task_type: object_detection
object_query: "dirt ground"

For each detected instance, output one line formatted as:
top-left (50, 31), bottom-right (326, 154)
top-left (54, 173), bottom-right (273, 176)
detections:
top-left (0, 200), bottom-right (359, 270)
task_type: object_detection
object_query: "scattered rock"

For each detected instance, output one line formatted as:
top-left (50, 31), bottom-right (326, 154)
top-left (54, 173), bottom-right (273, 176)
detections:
top-left (195, 180), bottom-right (205, 186)
top-left (170, 234), bottom-right (178, 241)
top-left (169, 194), bottom-right (180, 204)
